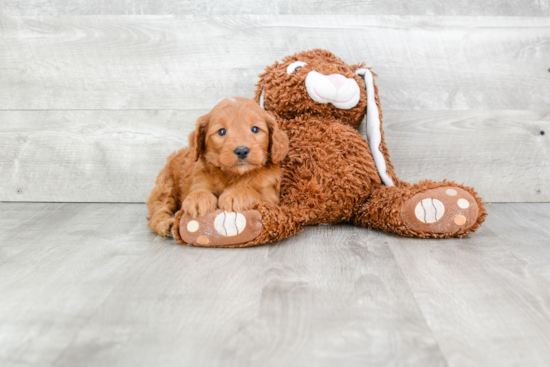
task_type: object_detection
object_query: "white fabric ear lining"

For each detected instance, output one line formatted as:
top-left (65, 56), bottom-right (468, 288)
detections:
top-left (260, 88), bottom-right (265, 109)
top-left (355, 68), bottom-right (395, 187)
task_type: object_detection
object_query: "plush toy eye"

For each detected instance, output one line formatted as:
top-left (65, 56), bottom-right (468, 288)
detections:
top-left (286, 61), bottom-right (307, 74)
top-left (218, 128), bottom-right (227, 136)
top-left (251, 126), bottom-right (259, 133)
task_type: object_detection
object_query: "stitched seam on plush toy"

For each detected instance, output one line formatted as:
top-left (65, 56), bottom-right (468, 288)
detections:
top-left (222, 211), bottom-right (228, 236)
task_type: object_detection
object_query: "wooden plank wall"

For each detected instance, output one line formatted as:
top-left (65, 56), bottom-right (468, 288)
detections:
top-left (1, 2), bottom-right (549, 203)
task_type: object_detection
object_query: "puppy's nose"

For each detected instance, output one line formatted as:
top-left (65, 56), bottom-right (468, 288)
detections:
top-left (234, 146), bottom-right (250, 160)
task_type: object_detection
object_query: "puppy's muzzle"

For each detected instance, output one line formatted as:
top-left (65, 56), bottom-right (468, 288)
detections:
top-left (234, 146), bottom-right (250, 160)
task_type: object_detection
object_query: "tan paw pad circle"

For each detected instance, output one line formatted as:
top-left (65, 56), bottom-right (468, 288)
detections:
top-left (197, 236), bottom-right (209, 245)
top-left (214, 211), bottom-right (247, 237)
top-left (457, 199), bottom-right (470, 209)
top-left (414, 198), bottom-right (445, 223)
top-left (454, 215), bottom-right (467, 226)
top-left (187, 220), bottom-right (199, 232)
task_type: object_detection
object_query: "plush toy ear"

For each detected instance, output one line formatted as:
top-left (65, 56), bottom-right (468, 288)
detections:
top-left (189, 113), bottom-right (210, 161)
top-left (355, 68), bottom-right (395, 187)
top-left (264, 111), bottom-right (289, 164)
top-left (259, 88), bottom-right (265, 109)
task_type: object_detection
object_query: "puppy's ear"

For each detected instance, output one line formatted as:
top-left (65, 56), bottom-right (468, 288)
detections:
top-left (264, 112), bottom-right (289, 164)
top-left (189, 113), bottom-right (209, 161)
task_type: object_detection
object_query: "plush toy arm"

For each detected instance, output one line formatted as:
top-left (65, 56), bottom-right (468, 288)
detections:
top-left (173, 202), bottom-right (310, 247)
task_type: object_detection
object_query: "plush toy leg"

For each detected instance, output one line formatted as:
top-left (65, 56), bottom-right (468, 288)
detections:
top-left (354, 180), bottom-right (487, 238)
top-left (172, 203), bottom-right (309, 248)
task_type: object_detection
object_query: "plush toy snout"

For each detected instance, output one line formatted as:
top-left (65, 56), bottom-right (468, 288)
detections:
top-left (305, 71), bottom-right (361, 110)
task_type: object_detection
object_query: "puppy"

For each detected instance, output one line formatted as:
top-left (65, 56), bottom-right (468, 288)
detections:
top-left (147, 97), bottom-right (289, 237)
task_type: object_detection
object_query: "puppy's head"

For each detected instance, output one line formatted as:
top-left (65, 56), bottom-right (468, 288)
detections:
top-left (189, 97), bottom-right (289, 175)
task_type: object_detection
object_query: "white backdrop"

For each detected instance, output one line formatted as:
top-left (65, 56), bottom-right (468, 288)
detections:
top-left (1, 1), bottom-right (549, 202)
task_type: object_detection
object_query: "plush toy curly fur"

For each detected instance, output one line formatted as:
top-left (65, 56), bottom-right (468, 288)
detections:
top-left (173, 49), bottom-right (487, 247)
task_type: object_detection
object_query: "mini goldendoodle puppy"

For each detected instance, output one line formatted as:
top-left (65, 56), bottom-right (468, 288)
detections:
top-left (147, 97), bottom-right (289, 237)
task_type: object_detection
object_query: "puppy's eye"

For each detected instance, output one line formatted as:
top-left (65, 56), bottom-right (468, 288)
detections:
top-left (218, 128), bottom-right (227, 136)
top-left (286, 61), bottom-right (307, 74)
top-left (251, 126), bottom-right (259, 134)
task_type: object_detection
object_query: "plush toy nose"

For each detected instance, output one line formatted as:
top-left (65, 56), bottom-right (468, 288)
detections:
top-left (234, 146), bottom-right (250, 159)
top-left (328, 74), bottom-right (347, 90)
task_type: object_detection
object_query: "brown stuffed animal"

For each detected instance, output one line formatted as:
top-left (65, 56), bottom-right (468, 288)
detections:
top-left (173, 49), bottom-right (487, 247)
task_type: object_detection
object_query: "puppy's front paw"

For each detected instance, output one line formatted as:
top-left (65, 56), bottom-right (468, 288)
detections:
top-left (182, 191), bottom-right (217, 217)
top-left (218, 191), bottom-right (257, 212)
top-left (159, 218), bottom-right (175, 237)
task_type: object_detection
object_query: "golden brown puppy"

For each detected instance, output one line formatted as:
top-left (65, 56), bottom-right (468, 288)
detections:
top-left (146, 97), bottom-right (289, 237)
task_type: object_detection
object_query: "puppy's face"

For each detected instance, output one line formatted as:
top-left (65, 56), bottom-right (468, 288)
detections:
top-left (190, 97), bottom-right (289, 175)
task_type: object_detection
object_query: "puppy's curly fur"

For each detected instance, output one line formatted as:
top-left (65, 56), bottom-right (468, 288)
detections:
top-left (147, 97), bottom-right (289, 237)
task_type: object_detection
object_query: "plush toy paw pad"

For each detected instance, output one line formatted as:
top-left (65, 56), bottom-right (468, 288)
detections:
top-left (178, 209), bottom-right (262, 247)
top-left (401, 187), bottom-right (479, 234)
top-left (414, 198), bottom-right (445, 223)
top-left (214, 211), bottom-right (247, 236)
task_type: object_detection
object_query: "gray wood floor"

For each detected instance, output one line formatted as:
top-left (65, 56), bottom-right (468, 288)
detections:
top-left (1, 202), bottom-right (549, 366)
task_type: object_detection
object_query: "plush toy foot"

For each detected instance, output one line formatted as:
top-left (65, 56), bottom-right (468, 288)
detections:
top-left (401, 187), bottom-right (479, 235)
top-left (176, 209), bottom-right (262, 247)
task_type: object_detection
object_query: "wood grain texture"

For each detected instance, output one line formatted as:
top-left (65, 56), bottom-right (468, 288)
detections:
top-left (382, 110), bottom-right (550, 203)
top-left (1, 15), bottom-right (549, 110)
top-left (3, 0), bottom-right (550, 16)
top-left (1, 110), bottom-right (548, 203)
top-left (387, 203), bottom-right (550, 366)
top-left (0, 202), bottom-right (446, 367)
top-left (0, 110), bottom-right (201, 202)
top-left (1, 202), bottom-right (550, 366)
top-left (0, 203), bottom-right (151, 366)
